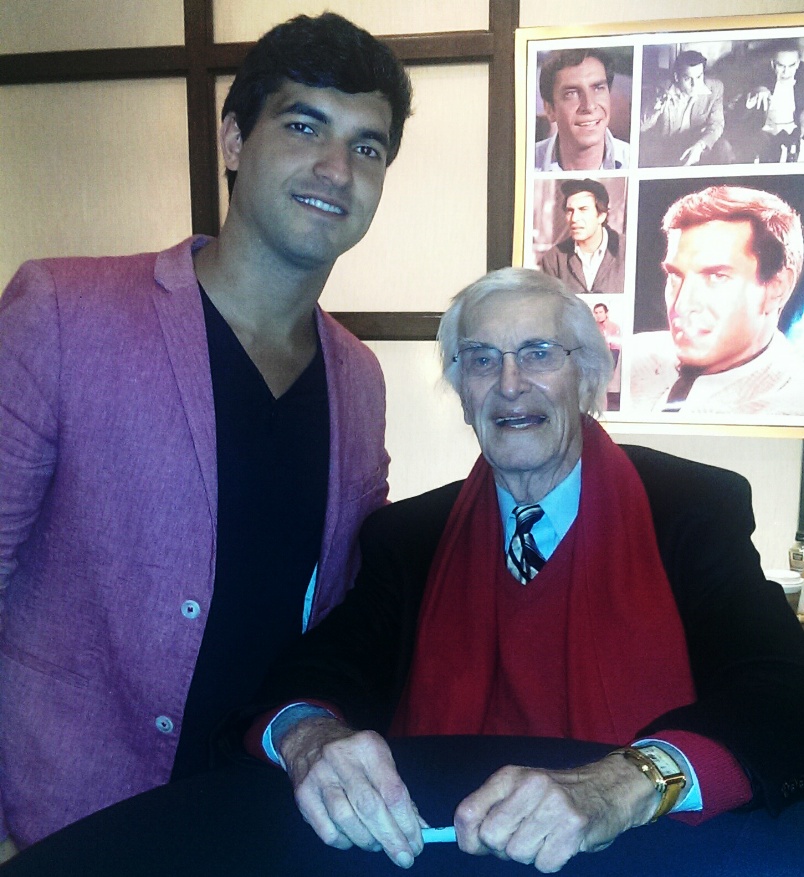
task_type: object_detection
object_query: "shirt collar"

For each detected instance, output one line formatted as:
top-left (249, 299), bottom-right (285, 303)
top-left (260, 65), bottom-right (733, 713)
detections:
top-left (496, 458), bottom-right (581, 544)
top-left (671, 80), bottom-right (712, 98)
top-left (574, 226), bottom-right (608, 262)
top-left (549, 128), bottom-right (623, 171)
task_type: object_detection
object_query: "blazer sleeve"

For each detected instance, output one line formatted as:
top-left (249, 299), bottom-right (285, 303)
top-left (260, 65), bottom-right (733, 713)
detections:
top-left (0, 261), bottom-right (61, 840)
top-left (629, 448), bottom-right (804, 815)
top-left (700, 80), bottom-right (725, 148)
top-left (0, 262), bottom-right (60, 591)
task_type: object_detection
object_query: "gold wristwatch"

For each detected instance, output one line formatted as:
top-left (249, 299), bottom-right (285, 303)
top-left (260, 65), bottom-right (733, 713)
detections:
top-left (612, 745), bottom-right (687, 821)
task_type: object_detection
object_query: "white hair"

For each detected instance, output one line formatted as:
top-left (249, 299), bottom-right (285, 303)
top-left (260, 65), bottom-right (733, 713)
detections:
top-left (437, 267), bottom-right (613, 415)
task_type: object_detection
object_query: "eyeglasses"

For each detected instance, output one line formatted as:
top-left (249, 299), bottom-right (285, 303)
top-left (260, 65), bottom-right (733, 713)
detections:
top-left (452, 341), bottom-right (580, 378)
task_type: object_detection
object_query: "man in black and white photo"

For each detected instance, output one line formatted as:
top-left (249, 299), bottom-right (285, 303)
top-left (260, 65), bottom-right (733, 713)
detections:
top-left (640, 50), bottom-right (726, 167)
top-left (729, 41), bottom-right (804, 163)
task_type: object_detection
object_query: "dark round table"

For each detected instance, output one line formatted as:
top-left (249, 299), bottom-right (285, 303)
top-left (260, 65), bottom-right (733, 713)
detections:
top-left (2, 736), bottom-right (801, 876)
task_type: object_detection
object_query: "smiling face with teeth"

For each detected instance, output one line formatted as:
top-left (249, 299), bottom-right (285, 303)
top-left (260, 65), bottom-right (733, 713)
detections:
top-left (544, 56), bottom-right (612, 171)
top-left (457, 290), bottom-right (587, 503)
top-left (221, 79), bottom-right (392, 272)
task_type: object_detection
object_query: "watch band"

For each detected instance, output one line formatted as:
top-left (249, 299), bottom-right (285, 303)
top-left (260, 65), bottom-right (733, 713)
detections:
top-left (611, 746), bottom-right (687, 821)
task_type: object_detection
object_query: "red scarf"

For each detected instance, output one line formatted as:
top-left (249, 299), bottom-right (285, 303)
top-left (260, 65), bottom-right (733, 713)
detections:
top-left (391, 418), bottom-right (696, 744)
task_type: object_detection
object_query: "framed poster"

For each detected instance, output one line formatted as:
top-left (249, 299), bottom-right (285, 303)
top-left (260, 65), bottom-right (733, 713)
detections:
top-left (513, 14), bottom-right (804, 433)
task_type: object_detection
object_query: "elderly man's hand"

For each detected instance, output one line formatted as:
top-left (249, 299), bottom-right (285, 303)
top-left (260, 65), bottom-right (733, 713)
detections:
top-left (278, 716), bottom-right (424, 869)
top-left (454, 752), bottom-right (659, 872)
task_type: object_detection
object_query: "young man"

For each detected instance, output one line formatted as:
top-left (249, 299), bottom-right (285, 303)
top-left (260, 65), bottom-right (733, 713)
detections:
top-left (540, 178), bottom-right (625, 293)
top-left (535, 49), bottom-right (630, 171)
top-left (0, 12), bottom-right (411, 857)
top-left (631, 185), bottom-right (804, 414)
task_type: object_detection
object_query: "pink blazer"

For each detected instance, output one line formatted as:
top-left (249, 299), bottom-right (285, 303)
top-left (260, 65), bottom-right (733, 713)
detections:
top-left (0, 237), bottom-right (389, 846)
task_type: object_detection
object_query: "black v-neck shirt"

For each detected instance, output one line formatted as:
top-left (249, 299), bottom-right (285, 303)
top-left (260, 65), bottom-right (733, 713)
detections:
top-left (171, 287), bottom-right (330, 779)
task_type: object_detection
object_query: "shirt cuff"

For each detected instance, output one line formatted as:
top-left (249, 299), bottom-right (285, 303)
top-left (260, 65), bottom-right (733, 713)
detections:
top-left (633, 737), bottom-right (701, 812)
top-left (244, 701), bottom-right (341, 770)
top-left (638, 730), bottom-right (753, 822)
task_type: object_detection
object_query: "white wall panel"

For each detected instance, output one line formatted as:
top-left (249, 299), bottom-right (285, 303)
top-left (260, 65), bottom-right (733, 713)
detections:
top-left (213, 0), bottom-right (488, 43)
top-left (607, 430), bottom-right (801, 569)
top-left (366, 341), bottom-right (480, 501)
top-left (0, 0), bottom-right (184, 53)
top-left (0, 80), bottom-right (192, 290)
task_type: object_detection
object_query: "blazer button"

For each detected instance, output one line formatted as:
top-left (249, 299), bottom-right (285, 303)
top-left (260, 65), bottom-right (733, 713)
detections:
top-left (155, 715), bottom-right (174, 734)
top-left (181, 600), bottom-right (201, 619)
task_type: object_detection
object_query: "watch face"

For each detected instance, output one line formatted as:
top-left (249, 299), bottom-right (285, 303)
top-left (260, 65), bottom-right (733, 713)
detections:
top-left (636, 745), bottom-right (683, 779)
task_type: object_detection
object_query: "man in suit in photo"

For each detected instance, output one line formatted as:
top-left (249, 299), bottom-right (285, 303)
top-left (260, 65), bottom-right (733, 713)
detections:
top-left (640, 50), bottom-right (726, 167)
top-left (729, 41), bottom-right (804, 164)
top-left (540, 178), bottom-right (626, 294)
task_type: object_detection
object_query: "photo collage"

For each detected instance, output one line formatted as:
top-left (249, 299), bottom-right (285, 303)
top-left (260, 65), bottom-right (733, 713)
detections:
top-left (517, 19), bottom-right (804, 428)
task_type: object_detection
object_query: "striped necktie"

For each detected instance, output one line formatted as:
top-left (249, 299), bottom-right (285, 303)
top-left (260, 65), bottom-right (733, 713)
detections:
top-left (506, 504), bottom-right (546, 584)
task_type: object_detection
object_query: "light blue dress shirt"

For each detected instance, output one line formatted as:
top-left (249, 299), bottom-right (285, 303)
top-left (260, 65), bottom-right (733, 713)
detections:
top-left (498, 459), bottom-right (581, 562)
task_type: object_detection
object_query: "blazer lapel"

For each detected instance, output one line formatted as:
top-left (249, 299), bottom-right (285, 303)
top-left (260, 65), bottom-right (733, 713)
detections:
top-left (151, 236), bottom-right (218, 520)
top-left (315, 307), bottom-right (343, 579)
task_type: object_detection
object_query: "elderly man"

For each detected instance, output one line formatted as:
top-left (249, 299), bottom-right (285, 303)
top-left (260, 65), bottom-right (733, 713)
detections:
top-left (540, 178), bottom-right (625, 293)
top-left (640, 50), bottom-right (726, 167)
top-left (631, 185), bottom-right (804, 415)
top-left (243, 269), bottom-right (804, 872)
top-left (535, 49), bottom-right (630, 171)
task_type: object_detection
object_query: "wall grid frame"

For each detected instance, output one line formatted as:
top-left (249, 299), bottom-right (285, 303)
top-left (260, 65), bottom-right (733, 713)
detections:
top-left (0, 0), bottom-right (520, 340)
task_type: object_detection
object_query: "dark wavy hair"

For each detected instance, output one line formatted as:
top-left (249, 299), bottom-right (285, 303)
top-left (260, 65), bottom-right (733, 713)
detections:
top-left (560, 178), bottom-right (610, 216)
top-left (222, 13), bottom-right (413, 196)
top-left (539, 49), bottom-right (614, 105)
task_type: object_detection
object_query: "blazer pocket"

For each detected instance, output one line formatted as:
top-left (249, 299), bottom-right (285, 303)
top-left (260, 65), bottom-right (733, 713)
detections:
top-left (0, 636), bottom-right (90, 688)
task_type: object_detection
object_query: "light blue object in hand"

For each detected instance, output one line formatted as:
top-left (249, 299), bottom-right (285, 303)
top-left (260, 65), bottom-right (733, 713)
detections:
top-left (421, 826), bottom-right (457, 844)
